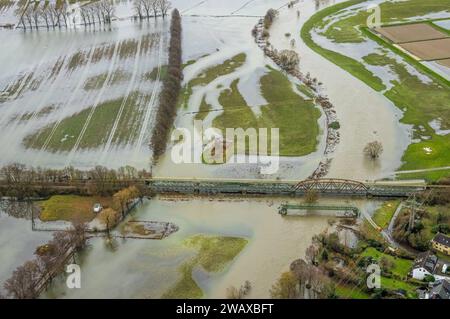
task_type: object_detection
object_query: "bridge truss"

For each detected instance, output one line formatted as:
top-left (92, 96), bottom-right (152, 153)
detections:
top-left (293, 179), bottom-right (369, 195)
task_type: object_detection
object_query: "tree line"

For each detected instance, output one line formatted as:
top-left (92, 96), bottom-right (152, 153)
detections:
top-left (0, 163), bottom-right (151, 198)
top-left (133, 0), bottom-right (171, 20)
top-left (97, 185), bottom-right (143, 232)
top-left (79, 0), bottom-right (115, 26)
top-left (150, 8), bottom-right (182, 160)
top-left (2, 222), bottom-right (88, 299)
top-left (17, 0), bottom-right (115, 30)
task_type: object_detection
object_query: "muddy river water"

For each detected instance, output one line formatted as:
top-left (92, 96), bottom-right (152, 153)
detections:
top-left (36, 196), bottom-right (380, 299)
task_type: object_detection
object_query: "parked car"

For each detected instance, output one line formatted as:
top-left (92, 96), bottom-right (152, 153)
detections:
top-left (93, 203), bottom-right (103, 213)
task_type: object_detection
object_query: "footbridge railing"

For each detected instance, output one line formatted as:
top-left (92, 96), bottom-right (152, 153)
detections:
top-left (278, 204), bottom-right (360, 217)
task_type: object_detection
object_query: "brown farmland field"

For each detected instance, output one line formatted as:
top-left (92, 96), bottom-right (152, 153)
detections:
top-left (399, 38), bottom-right (450, 60)
top-left (437, 58), bottom-right (450, 68)
top-left (376, 23), bottom-right (448, 43)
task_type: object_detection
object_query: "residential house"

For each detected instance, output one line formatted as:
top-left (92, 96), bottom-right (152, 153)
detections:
top-left (426, 279), bottom-right (450, 299)
top-left (411, 251), bottom-right (450, 281)
top-left (431, 233), bottom-right (450, 256)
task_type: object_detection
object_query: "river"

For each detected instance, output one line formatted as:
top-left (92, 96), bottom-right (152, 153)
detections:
top-left (0, 0), bottom-right (413, 299)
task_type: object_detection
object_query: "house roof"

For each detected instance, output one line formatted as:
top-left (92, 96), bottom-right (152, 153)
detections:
top-left (432, 233), bottom-right (450, 248)
top-left (413, 251), bottom-right (437, 273)
top-left (430, 280), bottom-right (450, 299)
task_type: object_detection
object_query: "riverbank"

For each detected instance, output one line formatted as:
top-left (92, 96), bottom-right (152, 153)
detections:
top-left (300, 0), bottom-right (450, 179)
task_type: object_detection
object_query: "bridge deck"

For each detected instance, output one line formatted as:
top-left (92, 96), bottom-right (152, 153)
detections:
top-left (278, 204), bottom-right (360, 217)
top-left (146, 178), bottom-right (427, 198)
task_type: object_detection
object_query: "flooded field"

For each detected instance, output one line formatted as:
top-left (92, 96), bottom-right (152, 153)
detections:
top-left (38, 196), bottom-right (381, 299)
top-left (0, 201), bottom-right (51, 295)
top-left (0, 0), bottom-right (442, 301)
top-left (0, 3), bottom-right (168, 170)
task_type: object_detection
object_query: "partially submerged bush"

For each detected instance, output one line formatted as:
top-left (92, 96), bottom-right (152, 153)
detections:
top-left (264, 8), bottom-right (278, 29)
top-left (364, 141), bottom-right (383, 159)
top-left (278, 49), bottom-right (300, 72)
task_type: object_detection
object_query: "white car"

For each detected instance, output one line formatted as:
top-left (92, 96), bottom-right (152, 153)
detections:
top-left (93, 203), bottom-right (103, 213)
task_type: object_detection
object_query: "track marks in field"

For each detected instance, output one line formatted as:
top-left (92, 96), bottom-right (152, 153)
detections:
top-left (64, 39), bottom-right (122, 167)
top-left (34, 38), bottom-right (100, 165)
top-left (132, 36), bottom-right (164, 162)
top-left (98, 32), bottom-right (146, 164)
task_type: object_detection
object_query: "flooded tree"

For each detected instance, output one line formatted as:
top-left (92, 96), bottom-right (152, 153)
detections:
top-left (97, 208), bottom-right (121, 232)
top-left (263, 8), bottom-right (278, 29)
top-left (226, 281), bottom-right (251, 299)
top-left (4, 260), bottom-right (40, 299)
top-left (158, 0), bottom-right (172, 18)
top-left (278, 49), bottom-right (300, 72)
top-left (270, 271), bottom-right (301, 299)
top-left (133, 0), bottom-right (144, 19)
top-left (364, 141), bottom-right (383, 159)
top-left (305, 244), bottom-right (320, 265)
top-left (304, 190), bottom-right (319, 204)
top-left (150, 9), bottom-right (182, 159)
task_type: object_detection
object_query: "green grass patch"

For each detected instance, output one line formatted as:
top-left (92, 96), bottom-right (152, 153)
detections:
top-left (303, 0), bottom-right (450, 171)
top-left (194, 96), bottom-right (212, 121)
top-left (301, 0), bottom-right (386, 92)
top-left (361, 27), bottom-right (450, 88)
top-left (212, 68), bottom-right (321, 156)
top-left (381, 277), bottom-right (418, 297)
top-left (38, 195), bottom-right (113, 222)
top-left (320, 0), bottom-right (450, 44)
top-left (361, 247), bottom-right (412, 278)
top-left (361, 53), bottom-right (450, 170)
top-left (83, 70), bottom-right (132, 91)
top-left (143, 65), bottom-right (168, 82)
top-left (179, 54), bottom-right (247, 109)
top-left (296, 83), bottom-right (315, 99)
top-left (396, 169), bottom-right (450, 182)
top-left (336, 285), bottom-right (370, 299)
top-left (373, 200), bottom-right (400, 229)
top-left (162, 235), bottom-right (248, 299)
top-left (24, 91), bottom-right (149, 151)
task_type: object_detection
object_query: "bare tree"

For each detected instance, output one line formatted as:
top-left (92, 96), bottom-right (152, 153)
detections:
top-left (48, 3), bottom-right (58, 28)
top-left (134, 0), bottom-right (144, 19)
top-left (226, 281), bottom-right (251, 299)
top-left (264, 8), bottom-right (278, 29)
top-left (278, 49), bottom-right (300, 72)
top-left (305, 244), bottom-right (320, 265)
top-left (59, 1), bottom-right (69, 27)
top-left (23, 5), bottom-right (34, 30)
top-left (270, 271), bottom-right (301, 299)
top-left (304, 190), bottom-right (318, 204)
top-left (31, 4), bottom-right (40, 29)
top-left (4, 261), bottom-right (40, 299)
top-left (158, 0), bottom-right (171, 18)
top-left (151, 0), bottom-right (159, 18)
top-left (40, 6), bottom-right (50, 29)
top-left (364, 141), bottom-right (383, 159)
top-left (141, 0), bottom-right (152, 18)
top-left (100, 0), bottom-right (115, 24)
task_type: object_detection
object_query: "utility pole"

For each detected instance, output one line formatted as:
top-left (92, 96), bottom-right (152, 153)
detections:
top-left (408, 193), bottom-right (416, 232)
